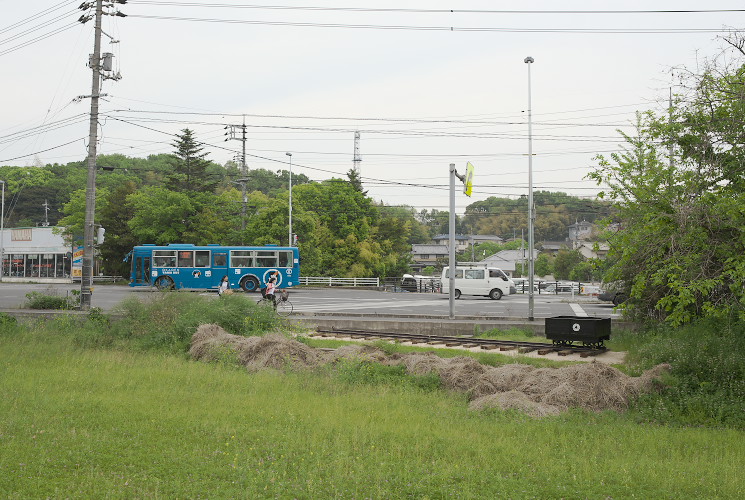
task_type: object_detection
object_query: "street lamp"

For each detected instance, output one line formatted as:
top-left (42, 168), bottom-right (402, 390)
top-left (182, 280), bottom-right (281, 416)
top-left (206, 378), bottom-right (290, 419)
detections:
top-left (0, 180), bottom-right (4, 281)
top-left (286, 152), bottom-right (293, 246)
top-left (524, 56), bottom-right (535, 321)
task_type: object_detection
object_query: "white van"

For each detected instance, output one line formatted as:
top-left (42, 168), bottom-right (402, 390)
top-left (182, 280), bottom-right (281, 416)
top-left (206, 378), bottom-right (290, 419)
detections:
top-left (441, 265), bottom-right (513, 300)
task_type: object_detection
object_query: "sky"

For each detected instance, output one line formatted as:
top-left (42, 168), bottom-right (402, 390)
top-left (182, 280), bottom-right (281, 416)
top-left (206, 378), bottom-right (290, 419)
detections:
top-left (1, 1), bottom-right (743, 213)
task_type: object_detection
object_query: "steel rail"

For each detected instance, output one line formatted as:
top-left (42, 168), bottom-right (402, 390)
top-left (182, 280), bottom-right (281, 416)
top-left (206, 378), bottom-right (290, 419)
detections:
top-left (315, 327), bottom-right (607, 356)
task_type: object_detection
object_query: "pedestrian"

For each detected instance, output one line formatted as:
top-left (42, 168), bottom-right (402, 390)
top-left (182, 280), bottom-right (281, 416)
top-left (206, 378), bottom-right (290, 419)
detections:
top-left (218, 275), bottom-right (230, 297)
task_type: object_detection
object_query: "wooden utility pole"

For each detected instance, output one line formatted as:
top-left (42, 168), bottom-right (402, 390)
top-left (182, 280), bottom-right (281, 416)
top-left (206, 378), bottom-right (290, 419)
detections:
top-left (80, 0), bottom-right (104, 310)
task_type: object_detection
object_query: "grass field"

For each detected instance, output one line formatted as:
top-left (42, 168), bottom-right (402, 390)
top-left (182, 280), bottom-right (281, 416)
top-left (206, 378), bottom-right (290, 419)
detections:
top-left (1, 329), bottom-right (743, 499)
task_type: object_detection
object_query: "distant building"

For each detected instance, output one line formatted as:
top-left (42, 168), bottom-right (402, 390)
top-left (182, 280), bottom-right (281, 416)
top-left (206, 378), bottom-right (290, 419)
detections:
top-left (431, 234), bottom-right (471, 251)
top-left (0, 227), bottom-right (73, 283)
top-left (576, 242), bottom-right (610, 260)
top-left (568, 220), bottom-right (595, 242)
top-left (482, 249), bottom-right (539, 276)
top-left (410, 244), bottom-right (449, 272)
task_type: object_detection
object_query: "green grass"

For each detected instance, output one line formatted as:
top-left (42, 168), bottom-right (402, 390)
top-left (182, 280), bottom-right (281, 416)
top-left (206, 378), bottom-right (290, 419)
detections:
top-left (1, 330), bottom-right (743, 499)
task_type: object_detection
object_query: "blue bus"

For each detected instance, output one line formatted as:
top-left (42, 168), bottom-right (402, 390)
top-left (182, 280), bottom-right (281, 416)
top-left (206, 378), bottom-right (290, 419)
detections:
top-left (127, 244), bottom-right (300, 292)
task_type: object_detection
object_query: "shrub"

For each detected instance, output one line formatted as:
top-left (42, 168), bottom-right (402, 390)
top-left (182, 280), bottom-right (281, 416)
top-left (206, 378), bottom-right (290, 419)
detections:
top-left (619, 317), bottom-right (745, 428)
top-left (101, 292), bottom-right (285, 354)
top-left (25, 291), bottom-right (79, 310)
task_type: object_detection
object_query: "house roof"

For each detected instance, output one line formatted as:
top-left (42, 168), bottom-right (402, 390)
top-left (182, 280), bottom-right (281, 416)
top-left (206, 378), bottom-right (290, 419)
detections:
top-left (411, 244), bottom-right (449, 255)
top-left (432, 234), bottom-right (470, 241)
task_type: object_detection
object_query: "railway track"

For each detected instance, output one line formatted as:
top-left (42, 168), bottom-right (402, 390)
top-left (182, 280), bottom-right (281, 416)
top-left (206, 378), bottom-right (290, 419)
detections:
top-left (314, 327), bottom-right (608, 358)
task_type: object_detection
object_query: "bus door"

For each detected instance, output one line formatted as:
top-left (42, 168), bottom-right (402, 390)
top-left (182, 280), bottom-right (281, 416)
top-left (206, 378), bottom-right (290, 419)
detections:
top-left (134, 255), bottom-right (151, 285)
top-left (212, 251), bottom-right (228, 289)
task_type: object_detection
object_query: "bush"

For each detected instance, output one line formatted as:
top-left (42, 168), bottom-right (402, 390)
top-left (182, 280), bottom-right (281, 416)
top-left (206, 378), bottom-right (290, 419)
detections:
top-left (25, 290), bottom-right (79, 310)
top-left (619, 317), bottom-right (745, 428)
top-left (100, 292), bottom-right (286, 354)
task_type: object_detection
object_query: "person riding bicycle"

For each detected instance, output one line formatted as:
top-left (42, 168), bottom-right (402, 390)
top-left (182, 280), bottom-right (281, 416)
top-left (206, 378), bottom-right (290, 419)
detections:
top-left (265, 277), bottom-right (277, 309)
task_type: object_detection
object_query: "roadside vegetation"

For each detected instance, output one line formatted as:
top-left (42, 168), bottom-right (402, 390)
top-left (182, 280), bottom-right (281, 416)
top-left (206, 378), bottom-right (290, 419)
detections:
top-left (1, 293), bottom-right (743, 498)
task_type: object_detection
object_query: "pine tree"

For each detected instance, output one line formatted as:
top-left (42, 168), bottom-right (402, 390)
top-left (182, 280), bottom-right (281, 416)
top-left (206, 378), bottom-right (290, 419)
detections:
top-left (167, 129), bottom-right (218, 192)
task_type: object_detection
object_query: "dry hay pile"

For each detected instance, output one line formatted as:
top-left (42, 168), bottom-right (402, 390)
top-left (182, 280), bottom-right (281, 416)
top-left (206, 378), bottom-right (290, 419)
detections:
top-left (324, 344), bottom-right (390, 364)
top-left (189, 325), bottom-right (670, 418)
top-left (397, 353), bottom-right (488, 392)
top-left (469, 362), bottom-right (670, 417)
top-left (190, 324), bottom-right (321, 371)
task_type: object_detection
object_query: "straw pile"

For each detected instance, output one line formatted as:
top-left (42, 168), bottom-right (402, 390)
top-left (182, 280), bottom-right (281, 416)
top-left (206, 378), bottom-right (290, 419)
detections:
top-left (189, 324), bottom-right (670, 417)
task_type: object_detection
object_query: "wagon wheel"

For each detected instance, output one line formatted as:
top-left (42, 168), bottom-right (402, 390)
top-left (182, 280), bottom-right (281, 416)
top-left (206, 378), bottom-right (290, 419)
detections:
top-left (583, 340), bottom-right (605, 349)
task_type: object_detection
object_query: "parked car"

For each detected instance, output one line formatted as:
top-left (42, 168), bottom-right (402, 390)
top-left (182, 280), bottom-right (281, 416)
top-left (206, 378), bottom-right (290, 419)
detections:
top-left (598, 281), bottom-right (628, 305)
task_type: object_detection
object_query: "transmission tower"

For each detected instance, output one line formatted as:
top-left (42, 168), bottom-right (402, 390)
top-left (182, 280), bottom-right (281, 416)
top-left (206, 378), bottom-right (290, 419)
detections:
top-left (353, 131), bottom-right (361, 175)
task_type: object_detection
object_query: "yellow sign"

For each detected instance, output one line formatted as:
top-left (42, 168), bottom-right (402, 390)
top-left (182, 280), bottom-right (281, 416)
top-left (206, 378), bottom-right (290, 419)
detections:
top-left (464, 162), bottom-right (475, 197)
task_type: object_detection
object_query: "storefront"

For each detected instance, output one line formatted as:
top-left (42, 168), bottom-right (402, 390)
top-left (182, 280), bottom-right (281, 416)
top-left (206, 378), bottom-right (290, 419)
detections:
top-left (0, 227), bottom-right (73, 283)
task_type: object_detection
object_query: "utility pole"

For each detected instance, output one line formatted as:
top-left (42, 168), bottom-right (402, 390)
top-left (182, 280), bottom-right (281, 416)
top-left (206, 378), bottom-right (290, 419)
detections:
top-left (79, 0), bottom-right (125, 310)
top-left (225, 119), bottom-right (248, 231)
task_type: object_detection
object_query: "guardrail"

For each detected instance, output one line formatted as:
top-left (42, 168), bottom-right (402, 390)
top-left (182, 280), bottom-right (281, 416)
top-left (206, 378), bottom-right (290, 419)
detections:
top-left (72, 275), bottom-right (123, 284)
top-left (299, 277), bottom-right (380, 287)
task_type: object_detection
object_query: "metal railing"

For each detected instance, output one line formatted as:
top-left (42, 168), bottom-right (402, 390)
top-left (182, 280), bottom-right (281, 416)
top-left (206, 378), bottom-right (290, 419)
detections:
top-left (298, 276), bottom-right (380, 287)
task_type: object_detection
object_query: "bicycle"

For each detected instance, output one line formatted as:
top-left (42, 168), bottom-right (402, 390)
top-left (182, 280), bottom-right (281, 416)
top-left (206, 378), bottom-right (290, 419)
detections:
top-left (256, 289), bottom-right (293, 317)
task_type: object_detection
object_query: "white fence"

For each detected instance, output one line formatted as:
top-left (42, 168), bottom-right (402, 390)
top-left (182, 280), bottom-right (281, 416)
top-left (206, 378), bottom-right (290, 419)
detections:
top-left (299, 276), bottom-right (380, 287)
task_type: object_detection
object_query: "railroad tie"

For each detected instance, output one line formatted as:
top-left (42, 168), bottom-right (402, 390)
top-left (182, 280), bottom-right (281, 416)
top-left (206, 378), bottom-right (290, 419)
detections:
top-left (480, 345), bottom-right (499, 350)
top-left (537, 348), bottom-right (554, 355)
top-left (499, 346), bottom-right (517, 351)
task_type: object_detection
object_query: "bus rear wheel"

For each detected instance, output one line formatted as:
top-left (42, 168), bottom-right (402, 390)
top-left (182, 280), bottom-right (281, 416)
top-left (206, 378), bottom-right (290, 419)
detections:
top-left (154, 276), bottom-right (175, 290)
top-left (489, 289), bottom-right (503, 300)
top-left (240, 276), bottom-right (260, 292)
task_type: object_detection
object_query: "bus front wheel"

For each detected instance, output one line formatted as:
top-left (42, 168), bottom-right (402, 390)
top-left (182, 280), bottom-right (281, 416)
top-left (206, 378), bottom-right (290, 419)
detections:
top-left (154, 276), bottom-right (175, 290)
top-left (240, 276), bottom-right (260, 292)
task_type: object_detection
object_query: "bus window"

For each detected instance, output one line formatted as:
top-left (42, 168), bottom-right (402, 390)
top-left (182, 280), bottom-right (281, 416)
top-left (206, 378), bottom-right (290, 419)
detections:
top-left (214, 253), bottom-right (227, 267)
top-left (465, 269), bottom-right (484, 279)
top-left (230, 250), bottom-right (254, 268)
top-left (153, 250), bottom-right (177, 267)
top-left (278, 251), bottom-right (293, 268)
top-left (178, 251), bottom-right (194, 268)
top-left (256, 251), bottom-right (277, 267)
top-left (195, 250), bottom-right (210, 267)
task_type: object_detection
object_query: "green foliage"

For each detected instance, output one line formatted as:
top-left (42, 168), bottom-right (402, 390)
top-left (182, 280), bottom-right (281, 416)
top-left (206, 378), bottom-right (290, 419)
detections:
top-left (463, 192), bottom-right (611, 241)
top-left (332, 358), bottom-right (441, 391)
top-left (590, 37), bottom-right (745, 324)
top-left (534, 252), bottom-right (553, 277)
top-left (71, 293), bottom-right (284, 354)
top-left (620, 317), bottom-right (745, 428)
top-left (167, 128), bottom-right (219, 193)
top-left (24, 291), bottom-right (79, 310)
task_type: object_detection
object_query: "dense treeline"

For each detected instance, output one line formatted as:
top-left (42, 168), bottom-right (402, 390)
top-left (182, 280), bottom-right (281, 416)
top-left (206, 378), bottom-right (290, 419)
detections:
top-left (591, 33), bottom-right (745, 325)
top-left (1, 128), bottom-right (603, 279)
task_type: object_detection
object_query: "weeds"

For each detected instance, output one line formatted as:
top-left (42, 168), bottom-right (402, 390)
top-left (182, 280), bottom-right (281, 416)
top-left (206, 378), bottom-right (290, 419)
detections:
top-left (618, 316), bottom-right (745, 428)
top-left (24, 290), bottom-right (79, 310)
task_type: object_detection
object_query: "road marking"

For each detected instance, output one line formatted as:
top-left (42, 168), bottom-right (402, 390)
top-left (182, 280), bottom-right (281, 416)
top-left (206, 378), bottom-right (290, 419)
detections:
top-left (569, 303), bottom-right (588, 317)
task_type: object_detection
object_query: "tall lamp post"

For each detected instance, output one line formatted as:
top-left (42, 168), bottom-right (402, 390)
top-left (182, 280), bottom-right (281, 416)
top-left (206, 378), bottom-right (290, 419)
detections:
top-left (524, 56), bottom-right (535, 321)
top-left (0, 180), bottom-right (4, 281)
top-left (286, 152), bottom-right (293, 246)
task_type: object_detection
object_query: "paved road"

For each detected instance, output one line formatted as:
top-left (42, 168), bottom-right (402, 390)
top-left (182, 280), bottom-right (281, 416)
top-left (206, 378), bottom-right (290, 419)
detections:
top-left (0, 283), bottom-right (620, 320)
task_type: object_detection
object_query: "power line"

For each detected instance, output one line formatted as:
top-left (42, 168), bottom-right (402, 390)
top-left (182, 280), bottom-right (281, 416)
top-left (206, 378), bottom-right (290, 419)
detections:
top-left (127, 2), bottom-right (745, 16)
top-left (126, 13), bottom-right (731, 34)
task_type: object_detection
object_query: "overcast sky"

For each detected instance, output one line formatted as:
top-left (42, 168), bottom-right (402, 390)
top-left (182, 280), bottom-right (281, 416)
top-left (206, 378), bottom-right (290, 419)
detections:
top-left (1, 1), bottom-right (743, 212)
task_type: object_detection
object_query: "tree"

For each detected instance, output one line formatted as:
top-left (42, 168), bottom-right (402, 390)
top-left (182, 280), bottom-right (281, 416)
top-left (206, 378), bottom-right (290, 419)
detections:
top-left (347, 168), bottom-right (367, 194)
top-left (589, 33), bottom-right (745, 324)
top-left (167, 129), bottom-right (219, 193)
